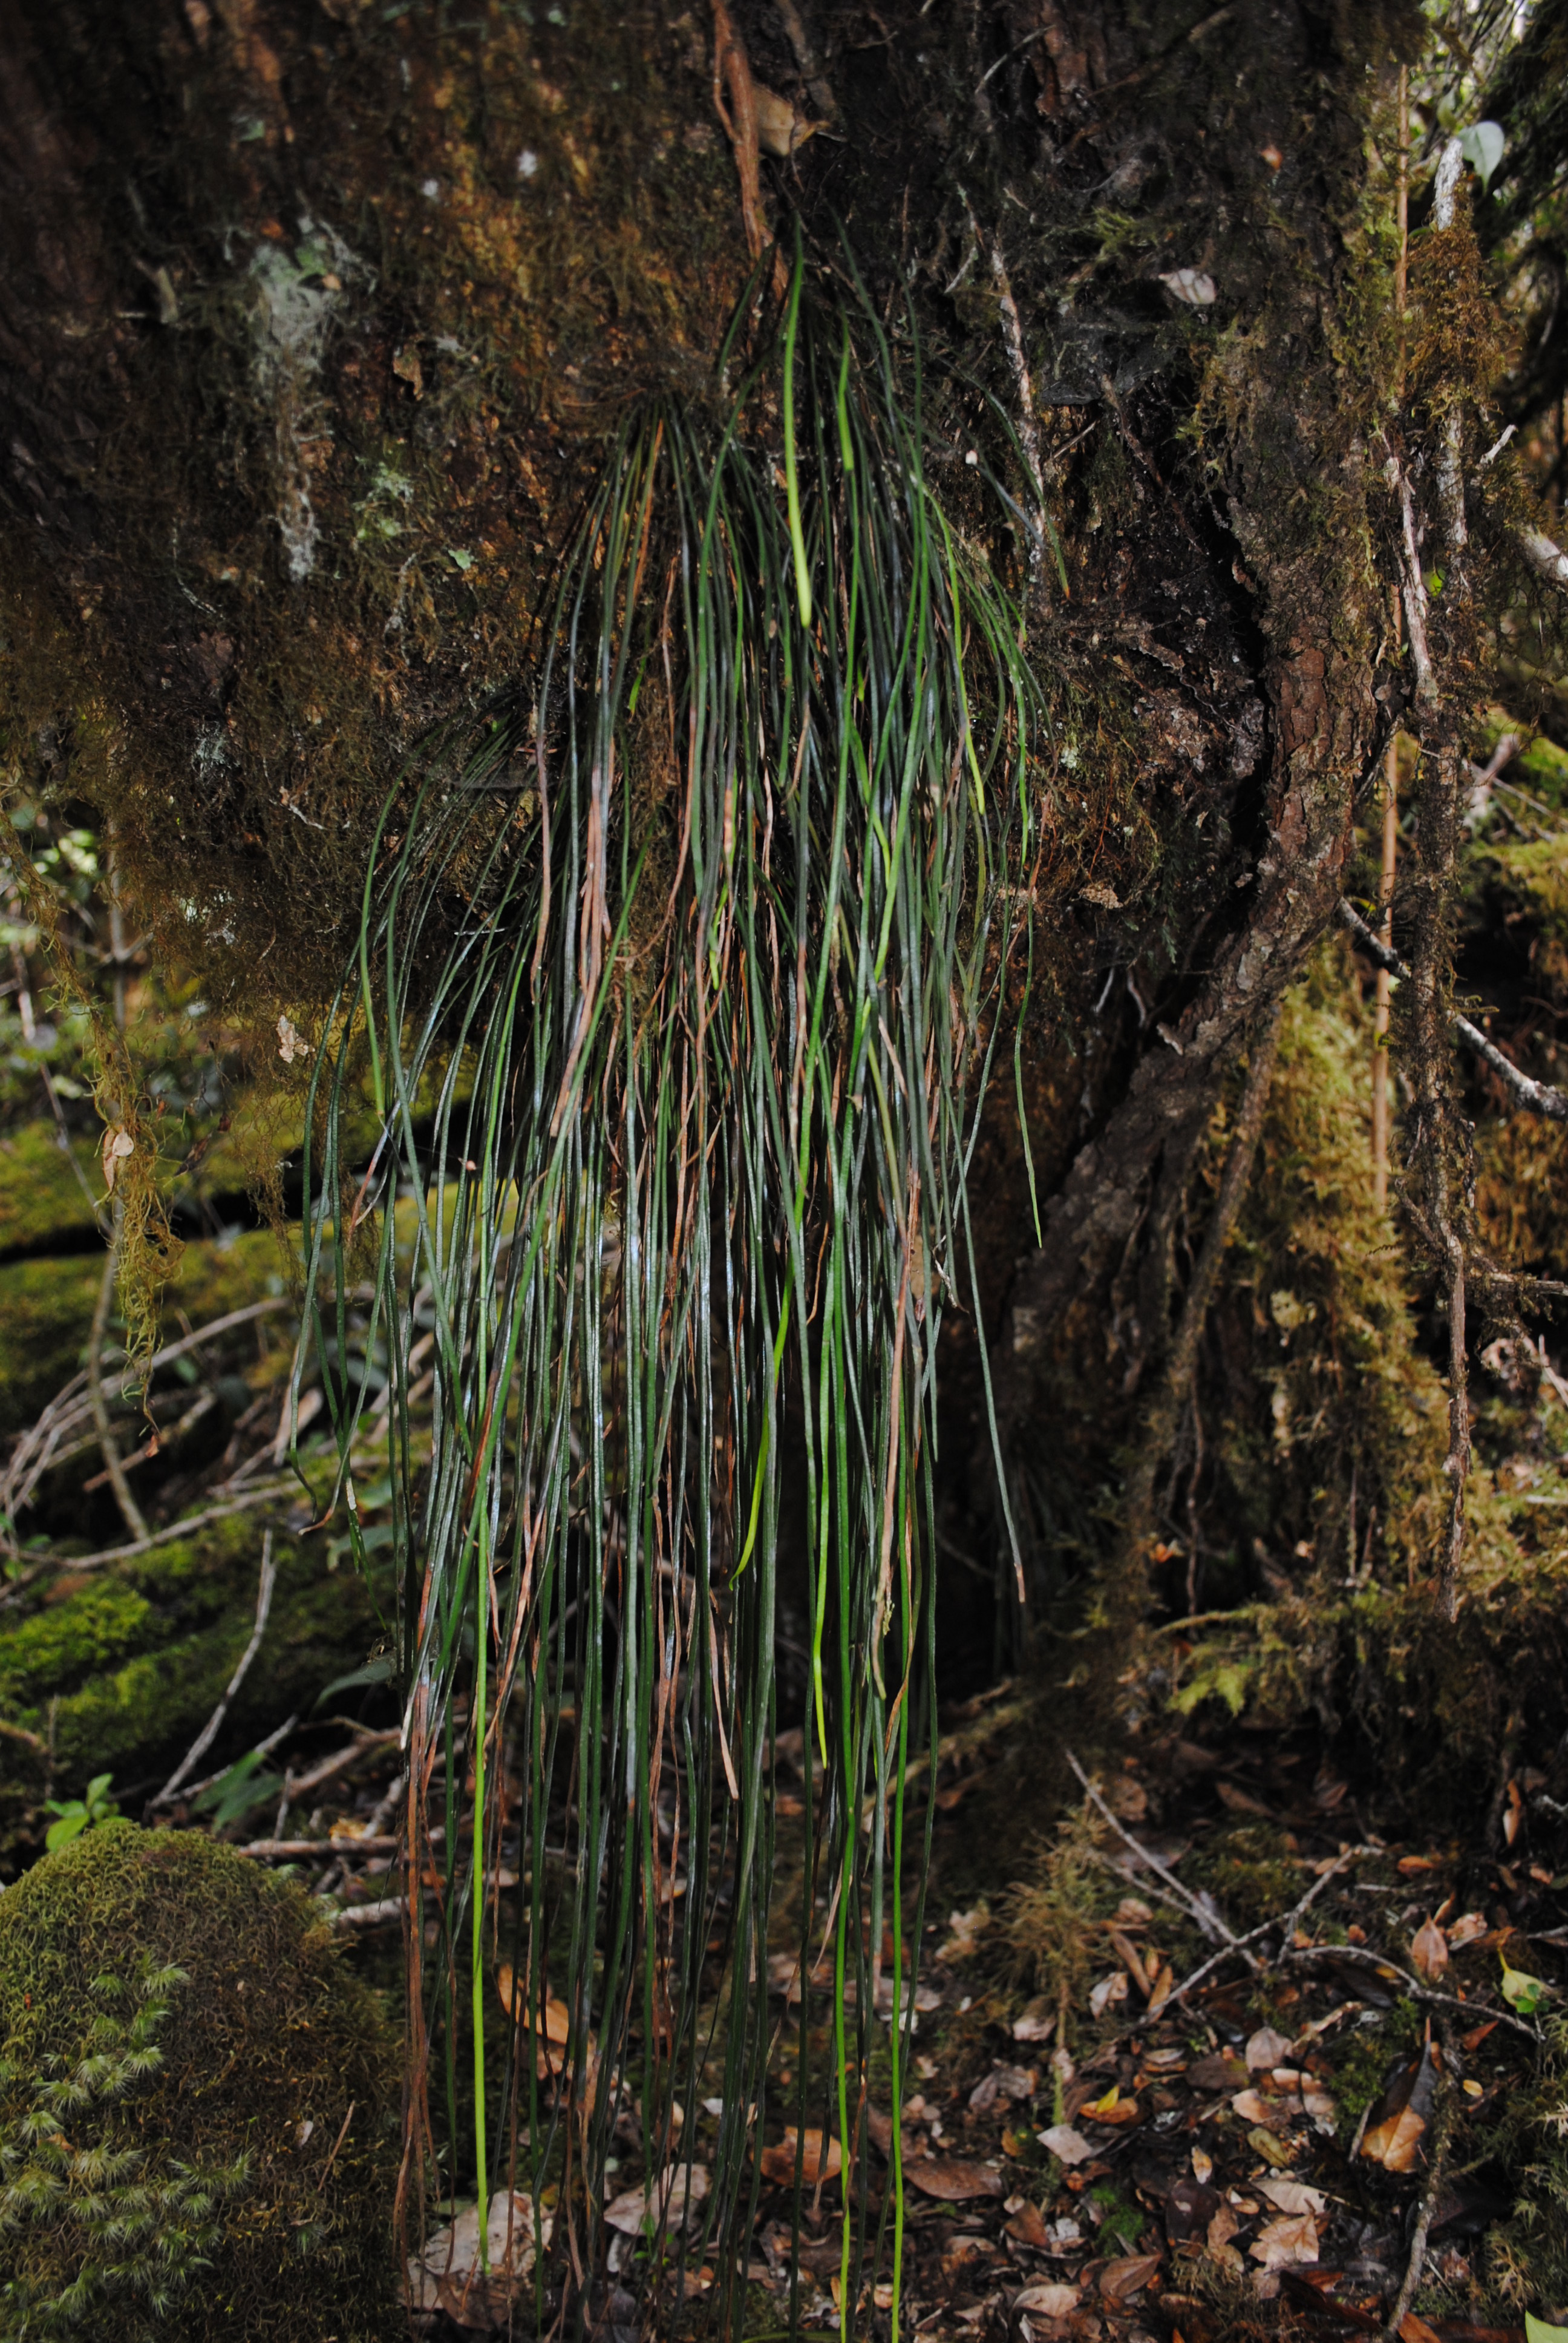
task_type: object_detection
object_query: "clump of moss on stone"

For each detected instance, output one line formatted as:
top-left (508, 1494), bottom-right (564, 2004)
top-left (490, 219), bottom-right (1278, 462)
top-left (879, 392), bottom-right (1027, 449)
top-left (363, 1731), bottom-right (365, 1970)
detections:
top-left (0, 1823), bottom-right (398, 2341)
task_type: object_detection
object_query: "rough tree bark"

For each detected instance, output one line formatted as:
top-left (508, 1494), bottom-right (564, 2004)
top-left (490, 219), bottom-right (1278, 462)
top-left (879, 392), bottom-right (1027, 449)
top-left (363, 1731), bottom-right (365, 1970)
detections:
top-left (0, 0), bottom-right (1436, 1599)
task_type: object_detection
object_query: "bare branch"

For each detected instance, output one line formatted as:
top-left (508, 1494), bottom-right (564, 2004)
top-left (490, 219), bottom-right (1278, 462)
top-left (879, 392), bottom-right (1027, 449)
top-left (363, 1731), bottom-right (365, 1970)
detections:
top-left (152, 1532), bottom-right (278, 1806)
top-left (1339, 899), bottom-right (1568, 1121)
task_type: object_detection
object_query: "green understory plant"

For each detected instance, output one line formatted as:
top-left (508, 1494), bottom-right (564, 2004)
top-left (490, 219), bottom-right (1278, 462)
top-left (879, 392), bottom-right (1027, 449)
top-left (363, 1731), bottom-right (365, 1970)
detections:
top-left (300, 248), bottom-right (1049, 2332)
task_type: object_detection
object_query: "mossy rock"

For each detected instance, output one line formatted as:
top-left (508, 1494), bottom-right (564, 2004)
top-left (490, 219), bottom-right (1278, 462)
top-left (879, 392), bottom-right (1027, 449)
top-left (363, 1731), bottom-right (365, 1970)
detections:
top-left (0, 1823), bottom-right (399, 2341)
top-left (0, 1517), bottom-right (394, 1860)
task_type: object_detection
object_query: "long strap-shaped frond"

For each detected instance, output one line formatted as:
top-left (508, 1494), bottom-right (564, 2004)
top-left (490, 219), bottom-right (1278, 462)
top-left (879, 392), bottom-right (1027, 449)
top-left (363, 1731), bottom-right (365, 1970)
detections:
top-left (298, 257), bottom-right (1044, 2338)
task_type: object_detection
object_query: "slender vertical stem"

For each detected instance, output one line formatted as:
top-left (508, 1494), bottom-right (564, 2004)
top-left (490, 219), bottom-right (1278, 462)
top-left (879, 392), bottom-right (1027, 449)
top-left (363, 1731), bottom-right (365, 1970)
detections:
top-left (1373, 67), bottom-right (1408, 1210)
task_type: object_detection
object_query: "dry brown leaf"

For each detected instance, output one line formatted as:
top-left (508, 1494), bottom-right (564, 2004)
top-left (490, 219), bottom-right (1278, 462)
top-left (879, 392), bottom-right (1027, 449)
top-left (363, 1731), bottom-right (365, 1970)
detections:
top-left (1249, 2212), bottom-right (1320, 2269)
top-left (1410, 1917), bottom-right (1449, 1982)
top-left (1246, 2027), bottom-right (1292, 2071)
top-left (1146, 1961), bottom-right (1175, 2014)
top-left (1005, 2201), bottom-right (1051, 2248)
top-left (1230, 2089), bottom-right (1275, 2124)
top-left (1448, 1911), bottom-right (1488, 1948)
top-left (1362, 2103), bottom-right (1425, 2172)
top-left (1397, 1853), bottom-right (1437, 1873)
top-left (1206, 2202), bottom-right (1240, 2254)
top-left (1084, 2094), bottom-right (1141, 2128)
top-left (1397, 2315), bottom-right (1443, 2343)
top-left (1037, 2123), bottom-right (1094, 2166)
top-left (1089, 1969), bottom-right (1129, 2018)
top-left (904, 2155), bottom-right (1006, 2201)
top-left (1258, 2178), bottom-right (1326, 2217)
top-left (759, 2128), bottom-right (840, 2187)
top-left (1098, 2252), bottom-right (1162, 2300)
top-left (1014, 2281), bottom-right (1082, 2316)
top-left (603, 2163), bottom-right (709, 2236)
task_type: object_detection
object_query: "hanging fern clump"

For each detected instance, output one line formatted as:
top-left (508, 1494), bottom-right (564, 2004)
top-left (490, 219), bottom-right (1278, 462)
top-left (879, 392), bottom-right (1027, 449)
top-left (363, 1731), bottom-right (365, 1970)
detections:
top-left (298, 252), bottom-right (1047, 2331)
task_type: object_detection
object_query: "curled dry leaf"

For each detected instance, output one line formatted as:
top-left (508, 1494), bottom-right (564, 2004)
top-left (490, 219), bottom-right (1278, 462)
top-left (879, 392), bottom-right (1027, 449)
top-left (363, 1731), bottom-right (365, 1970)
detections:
top-left (1246, 2027), bottom-right (1292, 2071)
top-left (1361, 2037), bottom-right (1439, 2173)
top-left (1013, 2001), bottom-right (1056, 2044)
top-left (277, 1012), bottom-right (310, 1063)
top-left (1448, 1911), bottom-right (1488, 1948)
top-left (759, 2127), bottom-right (840, 2187)
top-left (1089, 1969), bottom-right (1129, 2018)
top-left (1005, 2201), bottom-right (1051, 2248)
top-left (1231, 2088), bottom-right (1275, 2124)
top-left (1249, 2212), bottom-right (1320, 2269)
top-left (100, 1125), bottom-right (135, 1192)
top-left (1015, 2281), bottom-right (1082, 2317)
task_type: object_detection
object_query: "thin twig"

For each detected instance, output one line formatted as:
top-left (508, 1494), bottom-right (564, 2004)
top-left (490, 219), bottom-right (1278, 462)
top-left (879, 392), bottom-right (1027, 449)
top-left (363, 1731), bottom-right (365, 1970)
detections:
top-left (24, 1481), bottom-right (297, 1575)
top-left (1380, 2022), bottom-right (1455, 2341)
top-left (152, 1532), bottom-right (278, 1806)
top-left (169, 1712), bottom-right (298, 1807)
top-left (1283, 1939), bottom-right (1537, 2041)
top-left (316, 2100), bottom-right (356, 2192)
top-left (333, 1895), bottom-right (407, 1930)
top-left (1339, 900), bottom-right (1568, 1122)
top-left (1065, 1748), bottom-right (1258, 1964)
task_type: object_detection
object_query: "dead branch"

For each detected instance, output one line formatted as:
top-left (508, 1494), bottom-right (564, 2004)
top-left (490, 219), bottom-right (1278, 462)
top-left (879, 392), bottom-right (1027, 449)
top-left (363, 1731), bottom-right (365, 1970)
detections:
top-left (1339, 900), bottom-right (1568, 1121)
top-left (711, 0), bottom-right (785, 294)
top-left (1065, 1747), bottom-right (1259, 1967)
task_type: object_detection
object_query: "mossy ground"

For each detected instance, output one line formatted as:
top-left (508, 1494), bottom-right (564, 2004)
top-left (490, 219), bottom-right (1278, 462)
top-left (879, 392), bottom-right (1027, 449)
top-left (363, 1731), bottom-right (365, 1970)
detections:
top-left (0, 1823), bottom-right (399, 2341)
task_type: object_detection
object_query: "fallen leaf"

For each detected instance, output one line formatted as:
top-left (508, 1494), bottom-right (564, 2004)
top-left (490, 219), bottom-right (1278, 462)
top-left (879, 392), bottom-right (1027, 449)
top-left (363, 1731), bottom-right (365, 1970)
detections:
top-left (1501, 1956), bottom-right (1550, 2015)
top-left (1166, 2175), bottom-right (1222, 2242)
top-left (1231, 2088), bottom-right (1275, 2123)
top-left (1191, 2147), bottom-right (1213, 2184)
top-left (904, 2155), bottom-right (1005, 2201)
top-left (1397, 1853), bottom-right (1437, 1873)
top-left (1146, 1961), bottom-right (1175, 2014)
top-left (603, 2163), bottom-right (710, 2236)
top-left (1258, 2178), bottom-right (1327, 2217)
top-left (405, 2191), bottom-right (550, 2315)
top-left (1005, 2200), bottom-right (1051, 2248)
top-left (1246, 2027), bottom-right (1292, 2071)
top-left (1207, 2202), bottom-right (1240, 2255)
top-left (1159, 267), bottom-right (1217, 305)
top-left (1099, 2252), bottom-right (1162, 2300)
top-left (1411, 1918), bottom-right (1449, 1983)
top-left (1085, 2093), bottom-right (1142, 2128)
top-left (1013, 2008), bottom-right (1056, 2044)
top-left (1014, 2282), bottom-right (1082, 2316)
top-left (1186, 2052), bottom-right (1247, 2092)
top-left (1525, 2316), bottom-right (1568, 2343)
top-left (759, 2129), bottom-right (840, 2187)
top-left (1398, 2317), bottom-right (1443, 2343)
top-left (1250, 2212), bottom-right (1320, 2269)
top-left (1247, 2126), bottom-right (1295, 2168)
top-left (1089, 1970), bottom-right (1129, 2018)
top-left (1448, 1912), bottom-right (1488, 1949)
top-left (1217, 1779), bottom-right (1273, 1818)
top-left (1361, 2036), bottom-right (1439, 2174)
top-left (1037, 2123), bottom-right (1095, 2167)
top-left (1116, 1897), bottom-right (1154, 1924)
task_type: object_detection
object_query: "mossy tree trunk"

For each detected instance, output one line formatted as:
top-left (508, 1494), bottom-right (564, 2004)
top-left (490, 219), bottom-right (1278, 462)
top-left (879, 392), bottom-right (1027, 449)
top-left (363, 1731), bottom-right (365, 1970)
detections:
top-left (0, 0), bottom-right (1471, 1638)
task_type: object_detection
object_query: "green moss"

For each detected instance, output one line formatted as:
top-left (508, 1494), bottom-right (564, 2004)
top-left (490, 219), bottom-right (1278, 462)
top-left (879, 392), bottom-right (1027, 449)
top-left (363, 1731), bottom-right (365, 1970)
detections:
top-left (0, 1122), bottom-right (101, 1257)
top-left (0, 1823), bottom-right (398, 2340)
top-left (0, 1582), bottom-right (155, 1709)
top-left (2, 1518), bottom-right (393, 1802)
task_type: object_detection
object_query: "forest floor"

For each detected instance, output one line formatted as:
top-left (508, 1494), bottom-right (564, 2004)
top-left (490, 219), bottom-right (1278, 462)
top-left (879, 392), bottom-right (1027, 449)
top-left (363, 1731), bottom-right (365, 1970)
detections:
top-left (3, 1230), bottom-right (1563, 2343)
